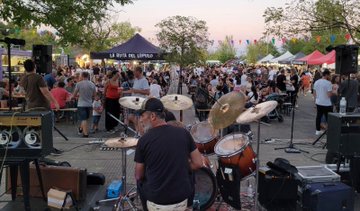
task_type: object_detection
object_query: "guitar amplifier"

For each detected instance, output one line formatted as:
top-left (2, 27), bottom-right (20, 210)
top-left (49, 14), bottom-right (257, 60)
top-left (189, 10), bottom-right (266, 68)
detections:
top-left (0, 111), bottom-right (53, 160)
top-left (327, 113), bottom-right (360, 156)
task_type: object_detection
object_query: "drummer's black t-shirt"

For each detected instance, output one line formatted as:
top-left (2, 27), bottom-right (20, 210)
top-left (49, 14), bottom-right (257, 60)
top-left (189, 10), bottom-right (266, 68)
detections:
top-left (134, 124), bottom-right (197, 205)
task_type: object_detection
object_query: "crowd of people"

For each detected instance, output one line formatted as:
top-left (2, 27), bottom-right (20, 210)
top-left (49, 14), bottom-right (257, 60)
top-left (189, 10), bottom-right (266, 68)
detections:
top-left (0, 62), bottom-right (171, 137)
top-left (182, 63), bottom-right (360, 134)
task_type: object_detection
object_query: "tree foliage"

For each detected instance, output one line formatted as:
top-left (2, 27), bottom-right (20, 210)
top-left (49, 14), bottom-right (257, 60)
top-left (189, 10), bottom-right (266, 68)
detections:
top-left (81, 21), bottom-right (141, 52)
top-left (0, 0), bottom-right (132, 44)
top-left (155, 16), bottom-right (212, 67)
top-left (208, 36), bottom-right (236, 63)
top-left (263, 0), bottom-right (360, 45)
top-left (246, 41), bottom-right (279, 64)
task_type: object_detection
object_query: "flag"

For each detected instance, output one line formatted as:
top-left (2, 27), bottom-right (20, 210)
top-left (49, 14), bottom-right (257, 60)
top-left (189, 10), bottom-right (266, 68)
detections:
top-left (316, 36), bottom-right (321, 43)
top-left (271, 37), bottom-right (275, 44)
top-left (330, 35), bottom-right (336, 44)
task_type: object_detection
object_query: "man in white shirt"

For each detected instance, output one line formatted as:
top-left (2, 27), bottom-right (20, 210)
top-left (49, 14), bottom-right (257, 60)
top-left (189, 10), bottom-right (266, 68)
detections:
top-left (210, 75), bottom-right (218, 87)
top-left (268, 68), bottom-right (277, 81)
top-left (149, 79), bottom-right (162, 99)
top-left (313, 69), bottom-right (332, 135)
top-left (241, 72), bottom-right (248, 86)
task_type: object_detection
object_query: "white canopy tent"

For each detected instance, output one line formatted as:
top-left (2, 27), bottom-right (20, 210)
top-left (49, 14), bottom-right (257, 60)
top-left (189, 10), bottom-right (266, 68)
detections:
top-left (257, 54), bottom-right (274, 64)
top-left (269, 51), bottom-right (294, 63)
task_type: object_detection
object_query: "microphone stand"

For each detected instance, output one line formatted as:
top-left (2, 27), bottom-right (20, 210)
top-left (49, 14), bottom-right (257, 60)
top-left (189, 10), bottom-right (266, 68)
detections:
top-left (107, 112), bottom-right (137, 136)
top-left (275, 92), bottom-right (309, 153)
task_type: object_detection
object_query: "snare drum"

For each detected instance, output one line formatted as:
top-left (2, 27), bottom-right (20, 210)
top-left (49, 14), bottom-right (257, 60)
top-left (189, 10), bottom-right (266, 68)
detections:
top-left (214, 133), bottom-right (256, 178)
top-left (190, 121), bottom-right (219, 155)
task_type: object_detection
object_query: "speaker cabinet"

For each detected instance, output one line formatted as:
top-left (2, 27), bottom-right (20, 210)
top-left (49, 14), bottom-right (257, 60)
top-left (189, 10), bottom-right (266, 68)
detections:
top-left (0, 111), bottom-right (53, 161)
top-left (32, 45), bottom-right (52, 74)
top-left (335, 45), bottom-right (359, 75)
top-left (327, 113), bottom-right (360, 156)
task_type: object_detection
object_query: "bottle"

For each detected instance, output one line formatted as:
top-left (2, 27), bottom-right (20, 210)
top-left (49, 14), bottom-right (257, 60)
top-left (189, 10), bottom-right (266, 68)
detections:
top-left (246, 184), bottom-right (254, 198)
top-left (339, 97), bottom-right (347, 115)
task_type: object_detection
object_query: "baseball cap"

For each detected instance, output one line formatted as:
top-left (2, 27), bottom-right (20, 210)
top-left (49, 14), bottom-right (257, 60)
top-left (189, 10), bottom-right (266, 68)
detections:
top-left (139, 98), bottom-right (164, 114)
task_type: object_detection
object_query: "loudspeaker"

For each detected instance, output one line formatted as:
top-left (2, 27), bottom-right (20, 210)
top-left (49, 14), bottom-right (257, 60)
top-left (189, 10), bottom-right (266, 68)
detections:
top-left (0, 111), bottom-right (53, 161)
top-left (327, 113), bottom-right (360, 156)
top-left (32, 45), bottom-right (52, 74)
top-left (335, 45), bottom-right (359, 75)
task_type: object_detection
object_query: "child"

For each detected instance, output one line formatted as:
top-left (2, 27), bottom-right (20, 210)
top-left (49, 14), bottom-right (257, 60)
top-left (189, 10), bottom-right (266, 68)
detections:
top-left (91, 92), bottom-right (103, 133)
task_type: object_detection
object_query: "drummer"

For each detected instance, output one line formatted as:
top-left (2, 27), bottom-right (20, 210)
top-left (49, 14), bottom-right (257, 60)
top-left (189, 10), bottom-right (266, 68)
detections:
top-left (135, 98), bottom-right (203, 211)
top-left (122, 66), bottom-right (150, 134)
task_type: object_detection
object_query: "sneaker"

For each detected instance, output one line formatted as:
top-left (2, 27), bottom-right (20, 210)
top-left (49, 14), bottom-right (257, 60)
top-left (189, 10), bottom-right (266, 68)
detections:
top-left (82, 134), bottom-right (89, 138)
top-left (90, 129), bottom-right (95, 134)
top-left (78, 127), bottom-right (83, 135)
top-left (315, 130), bottom-right (322, 135)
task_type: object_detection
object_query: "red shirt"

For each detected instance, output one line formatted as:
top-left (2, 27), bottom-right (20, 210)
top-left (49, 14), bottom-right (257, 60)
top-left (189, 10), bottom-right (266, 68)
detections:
top-left (105, 83), bottom-right (120, 99)
top-left (51, 87), bottom-right (71, 109)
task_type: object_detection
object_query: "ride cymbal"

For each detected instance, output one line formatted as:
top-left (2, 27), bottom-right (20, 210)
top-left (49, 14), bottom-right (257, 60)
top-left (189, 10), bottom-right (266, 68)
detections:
top-left (236, 101), bottom-right (278, 124)
top-left (104, 137), bottom-right (138, 148)
top-left (119, 96), bottom-right (146, 110)
top-left (208, 92), bottom-right (246, 130)
top-left (161, 94), bottom-right (193, 111)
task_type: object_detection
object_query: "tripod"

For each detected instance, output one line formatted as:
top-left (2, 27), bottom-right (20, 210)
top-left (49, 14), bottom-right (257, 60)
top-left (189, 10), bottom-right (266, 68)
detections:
top-left (275, 92), bottom-right (309, 153)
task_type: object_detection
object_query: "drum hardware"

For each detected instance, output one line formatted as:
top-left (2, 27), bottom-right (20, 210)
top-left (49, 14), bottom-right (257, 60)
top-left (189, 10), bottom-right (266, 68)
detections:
top-left (96, 134), bottom-right (138, 210)
top-left (107, 112), bottom-right (138, 136)
top-left (235, 101), bottom-right (279, 210)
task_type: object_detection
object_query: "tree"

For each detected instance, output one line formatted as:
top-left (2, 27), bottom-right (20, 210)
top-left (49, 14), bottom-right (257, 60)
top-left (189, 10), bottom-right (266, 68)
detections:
top-left (263, 0), bottom-right (360, 45)
top-left (208, 35), bottom-right (236, 63)
top-left (0, 22), bottom-right (58, 51)
top-left (81, 21), bottom-right (141, 52)
top-left (246, 41), bottom-right (279, 64)
top-left (0, 0), bottom-right (132, 44)
top-left (155, 16), bottom-right (212, 68)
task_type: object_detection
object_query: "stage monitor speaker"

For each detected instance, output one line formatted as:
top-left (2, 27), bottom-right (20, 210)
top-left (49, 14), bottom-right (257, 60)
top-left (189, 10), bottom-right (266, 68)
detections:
top-left (335, 45), bottom-right (359, 75)
top-left (0, 111), bottom-right (53, 161)
top-left (32, 45), bottom-right (52, 74)
top-left (327, 113), bottom-right (360, 156)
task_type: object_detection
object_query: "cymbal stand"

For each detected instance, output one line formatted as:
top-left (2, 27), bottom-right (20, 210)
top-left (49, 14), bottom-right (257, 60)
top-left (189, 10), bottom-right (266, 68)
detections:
top-left (96, 144), bottom-right (137, 210)
top-left (254, 120), bottom-right (261, 211)
top-left (107, 112), bottom-right (138, 136)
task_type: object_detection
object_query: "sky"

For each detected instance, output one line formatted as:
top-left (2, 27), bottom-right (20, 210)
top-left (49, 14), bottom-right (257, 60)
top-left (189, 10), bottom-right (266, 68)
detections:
top-left (113, 0), bottom-right (289, 54)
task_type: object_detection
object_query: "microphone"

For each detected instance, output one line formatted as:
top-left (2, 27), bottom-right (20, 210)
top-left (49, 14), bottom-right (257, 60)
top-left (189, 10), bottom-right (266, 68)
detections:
top-left (4, 37), bottom-right (26, 46)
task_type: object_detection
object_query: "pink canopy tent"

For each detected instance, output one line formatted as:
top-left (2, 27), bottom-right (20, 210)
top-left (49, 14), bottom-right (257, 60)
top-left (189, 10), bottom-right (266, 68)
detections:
top-left (294, 50), bottom-right (324, 64)
top-left (307, 50), bottom-right (335, 65)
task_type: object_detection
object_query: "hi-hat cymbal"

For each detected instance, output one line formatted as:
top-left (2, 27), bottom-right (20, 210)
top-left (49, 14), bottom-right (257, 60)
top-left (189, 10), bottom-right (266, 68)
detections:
top-left (236, 101), bottom-right (278, 124)
top-left (161, 94), bottom-right (193, 111)
top-left (208, 92), bottom-right (246, 130)
top-left (119, 96), bottom-right (146, 110)
top-left (104, 137), bottom-right (138, 148)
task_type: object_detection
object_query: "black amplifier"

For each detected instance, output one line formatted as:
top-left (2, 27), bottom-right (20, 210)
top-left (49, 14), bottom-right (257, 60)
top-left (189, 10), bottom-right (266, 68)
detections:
top-left (327, 113), bottom-right (360, 156)
top-left (0, 111), bottom-right (53, 161)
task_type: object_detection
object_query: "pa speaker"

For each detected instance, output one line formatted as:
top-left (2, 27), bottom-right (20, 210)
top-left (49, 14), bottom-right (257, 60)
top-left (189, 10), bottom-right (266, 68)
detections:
top-left (32, 45), bottom-right (52, 74)
top-left (335, 45), bottom-right (359, 75)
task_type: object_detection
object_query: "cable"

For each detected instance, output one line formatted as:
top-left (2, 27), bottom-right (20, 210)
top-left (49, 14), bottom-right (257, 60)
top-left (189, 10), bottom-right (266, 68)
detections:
top-left (0, 111), bottom-right (20, 177)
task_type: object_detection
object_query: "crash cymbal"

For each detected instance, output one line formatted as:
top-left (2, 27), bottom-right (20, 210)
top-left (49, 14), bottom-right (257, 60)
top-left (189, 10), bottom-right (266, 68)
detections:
top-left (104, 137), bottom-right (138, 148)
top-left (208, 92), bottom-right (246, 130)
top-left (119, 96), bottom-right (146, 110)
top-left (161, 94), bottom-right (193, 111)
top-left (236, 101), bottom-right (278, 124)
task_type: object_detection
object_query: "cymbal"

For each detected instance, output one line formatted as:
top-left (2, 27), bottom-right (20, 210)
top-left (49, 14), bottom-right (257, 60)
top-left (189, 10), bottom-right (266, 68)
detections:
top-left (236, 101), bottom-right (278, 124)
top-left (104, 137), bottom-right (138, 148)
top-left (208, 92), bottom-right (246, 130)
top-left (160, 94), bottom-right (193, 111)
top-left (119, 96), bottom-right (146, 110)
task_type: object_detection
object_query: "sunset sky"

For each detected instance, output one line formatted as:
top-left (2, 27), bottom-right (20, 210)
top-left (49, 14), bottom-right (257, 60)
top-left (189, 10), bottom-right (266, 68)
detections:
top-left (114, 0), bottom-right (290, 53)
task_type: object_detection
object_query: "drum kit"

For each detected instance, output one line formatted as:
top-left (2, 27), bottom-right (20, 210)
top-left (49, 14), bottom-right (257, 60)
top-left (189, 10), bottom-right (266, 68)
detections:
top-left (97, 92), bottom-right (277, 210)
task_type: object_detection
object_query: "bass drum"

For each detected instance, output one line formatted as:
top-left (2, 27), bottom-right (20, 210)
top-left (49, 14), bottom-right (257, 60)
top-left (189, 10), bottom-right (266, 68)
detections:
top-left (192, 167), bottom-right (217, 211)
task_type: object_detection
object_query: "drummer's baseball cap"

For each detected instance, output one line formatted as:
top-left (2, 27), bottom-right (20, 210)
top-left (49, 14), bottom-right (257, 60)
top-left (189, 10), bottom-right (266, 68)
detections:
top-left (139, 98), bottom-right (164, 114)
